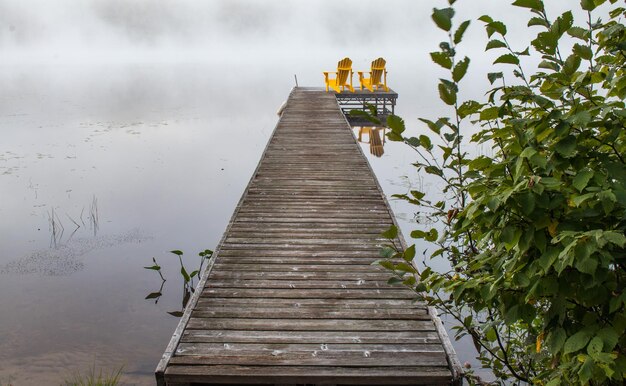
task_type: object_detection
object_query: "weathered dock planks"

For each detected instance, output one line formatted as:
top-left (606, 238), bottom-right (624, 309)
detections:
top-left (156, 88), bottom-right (461, 385)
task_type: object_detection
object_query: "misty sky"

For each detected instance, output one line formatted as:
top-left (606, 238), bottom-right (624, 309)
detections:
top-left (1, 1), bottom-right (599, 58)
top-left (0, 1), bottom-right (611, 109)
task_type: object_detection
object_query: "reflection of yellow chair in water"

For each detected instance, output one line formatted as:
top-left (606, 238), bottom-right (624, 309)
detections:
top-left (358, 127), bottom-right (386, 157)
top-left (323, 58), bottom-right (354, 93)
top-left (358, 57), bottom-right (389, 92)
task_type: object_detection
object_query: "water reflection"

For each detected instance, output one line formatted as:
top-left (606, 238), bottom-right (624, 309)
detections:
top-left (356, 126), bottom-right (387, 158)
top-left (46, 196), bottom-right (99, 248)
top-left (144, 249), bottom-right (213, 317)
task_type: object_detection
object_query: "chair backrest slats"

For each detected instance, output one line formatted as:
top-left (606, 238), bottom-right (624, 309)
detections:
top-left (370, 57), bottom-right (386, 85)
top-left (337, 57), bottom-right (352, 86)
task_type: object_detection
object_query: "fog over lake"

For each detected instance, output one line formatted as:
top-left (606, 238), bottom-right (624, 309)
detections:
top-left (0, 1), bottom-right (608, 384)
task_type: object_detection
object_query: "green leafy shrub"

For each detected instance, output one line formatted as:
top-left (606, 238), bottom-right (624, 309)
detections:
top-left (377, 0), bottom-right (626, 383)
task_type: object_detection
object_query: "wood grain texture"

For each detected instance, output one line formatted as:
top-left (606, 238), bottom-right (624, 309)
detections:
top-left (158, 88), bottom-right (459, 385)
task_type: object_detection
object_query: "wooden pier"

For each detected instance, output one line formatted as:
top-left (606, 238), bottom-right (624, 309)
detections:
top-left (156, 88), bottom-right (461, 385)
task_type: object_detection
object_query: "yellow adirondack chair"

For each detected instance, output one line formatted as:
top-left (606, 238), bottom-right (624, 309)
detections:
top-left (358, 57), bottom-right (389, 92)
top-left (323, 58), bottom-right (354, 93)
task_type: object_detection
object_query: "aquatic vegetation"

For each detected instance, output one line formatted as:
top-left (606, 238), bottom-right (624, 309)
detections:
top-left (144, 249), bottom-right (214, 317)
top-left (61, 364), bottom-right (123, 386)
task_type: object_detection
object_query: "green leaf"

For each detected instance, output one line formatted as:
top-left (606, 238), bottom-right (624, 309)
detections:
top-left (458, 100), bottom-right (481, 118)
top-left (597, 328), bottom-right (619, 351)
top-left (438, 82), bottom-right (457, 105)
top-left (379, 247), bottom-right (395, 258)
top-left (454, 20), bottom-right (471, 44)
top-left (512, 0), bottom-right (544, 11)
top-left (568, 26), bottom-right (588, 40)
top-left (555, 135), bottom-right (577, 157)
top-left (486, 39), bottom-right (507, 50)
top-left (539, 247), bottom-right (559, 271)
top-left (418, 117), bottom-right (447, 135)
top-left (432, 8), bottom-right (454, 31)
top-left (571, 193), bottom-right (595, 207)
top-left (410, 190), bottom-right (426, 200)
top-left (395, 262), bottom-right (417, 274)
top-left (425, 165), bottom-right (444, 177)
top-left (563, 54), bottom-right (581, 76)
top-left (575, 256), bottom-right (597, 275)
top-left (403, 245), bottom-right (416, 262)
top-left (181, 266), bottom-right (190, 283)
top-left (518, 192), bottom-right (536, 215)
top-left (486, 21), bottom-right (507, 37)
top-left (386, 115), bottom-right (405, 134)
top-left (552, 11), bottom-right (573, 38)
top-left (494, 54), bottom-right (519, 65)
top-left (419, 135), bottom-right (433, 150)
top-left (587, 337), bottom-right (603, 356)
top-left (410, 230), bottom-right (427, 239)
top-left (547, 327), bottom-right (567, 353)
top-left (563, 330), bottom-right (592, 355)
top-left (469, 156), bottom-right (492, 170)
top-left (572, 168), bottom-right (593, 192)
top-left (452, 57), bottom-right (470, 82)
top-left (480, 106), bottom-right (499, 120)
top-left (430, 52), bottom-right (453, 69)
top-left (387, 277), bottom-right (403, 285)
top-left (487, 72), bottom-right (503, 84)
top-left (425, 228), bottom-right (439, 242)
top-left (532, 31), bottom-right (558, 55)
top-left (170, 250), bottom-right (183, 256)
top-left (145, 292), bottom-right (162, 300)
top-left (578, 357), bottom-right (594, 384)
top-left (520, 147), bottom-right (537, 158)
top-left (604, 231), bottom-right (626, 248)
top-left (387, 131), bottom-right (403, 141)
top-left (598, 190), bottom-right (616, 214)
top-left (144, 265), bottom-right (161, 271)
top-left (381, 225), bottom-right (398, 239)
top-left (573, 43), bottom-right (593, 60)
top-left (478, 15), bottom-right (493, 23)
top-left (539, 60), bottom-right (560, 71)
top-left (501, 225), bottom-right (522, 250)
top-left (528, 17), bottom-right (549, 28)
top-left (580, 0), bottom-right (596, 11)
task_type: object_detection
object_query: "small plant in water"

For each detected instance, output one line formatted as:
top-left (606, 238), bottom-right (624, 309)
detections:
top-left (61, 364), bottom-right (123, 386)
top-left (144, 249), bottom-right (214, 317)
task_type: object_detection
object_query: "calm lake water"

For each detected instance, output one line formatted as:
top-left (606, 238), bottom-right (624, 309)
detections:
top-left (0, 61), bottom-right (480, 385)
top-left (0, 0), bottom-right (555, 382)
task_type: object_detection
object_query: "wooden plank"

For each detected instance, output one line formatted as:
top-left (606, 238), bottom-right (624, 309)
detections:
top-left (186, 318), bottom-right (437, 332)
top-left (176, 342), bottom-right (443, 353)
top-left (168, 350), bottom-right (448, 367)
top-left (164, 365), bottom-right (451, 385)
top-left (210, 263), bottom-right (387, 272)
top-left (191, 308), bottom-right (429, 320)
top-left (200, 288), bottom-right (416, 299)
top-left (206, 279), bottom-right (390, 289)
top-left (181, 330), bottom-right (441, 344)
top-left (196, 298), bottom-right (423, 309)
